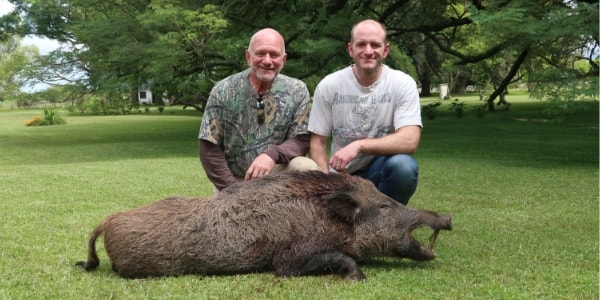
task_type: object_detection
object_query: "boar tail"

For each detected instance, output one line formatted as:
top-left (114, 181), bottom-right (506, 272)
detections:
top-left (75, 223), bottom-right (104, 271)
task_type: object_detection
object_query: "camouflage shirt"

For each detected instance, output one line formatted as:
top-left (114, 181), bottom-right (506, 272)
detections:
top-left (198, 69), bottom-right (311, 177)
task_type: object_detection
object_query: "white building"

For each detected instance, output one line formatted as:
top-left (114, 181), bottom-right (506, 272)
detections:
top-left (136, 88), bottom-right (169, 105)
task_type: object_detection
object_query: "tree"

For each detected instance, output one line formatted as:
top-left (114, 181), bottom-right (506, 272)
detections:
top-left (1, 0), bottom-right (597, 113)
top-left (433, 0), bottom-right (599, 110)
top-left (0, 36), bottom-right (38, 102)
top-left (5, 0), bottom-right (231, 109)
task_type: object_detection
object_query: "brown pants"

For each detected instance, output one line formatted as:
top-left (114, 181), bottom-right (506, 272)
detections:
top-left (213, 156), bottom-right (319, 195)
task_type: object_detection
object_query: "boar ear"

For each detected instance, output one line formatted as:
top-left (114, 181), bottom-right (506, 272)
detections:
top-left (326, 191), bottom-right (361, 221)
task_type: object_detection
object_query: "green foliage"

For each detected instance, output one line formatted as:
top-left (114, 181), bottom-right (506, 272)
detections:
top-left (39, 108), bottom-right (66, 125)
top-left (422, 101), bottom-right (441, 120)
top-left (1, 0), bottom-right (598, 115)
top-left (135, 3), bottom-right (229, 88)
top-left (471, 103), bottom-right (487, 118)
top-left (386, 46), bottom-right (418, 80)
top-left (25, 109), bottom-right (65, 126)
top-left (466, 1), bottom-right (599, 105)
top-left (13, 86), bottom-right (77, 109)
top-left (0, 36), bottom-right (39, 102)
top-left (15, 93), bottom-right (40, 108)
top-left (541, 99), bottom-right (599, 124)
top-left (68, 93), bottom-right (132, 115)
top-left (530, 69), bottom-right (599, 107)
top-left (448, 99), bottom-right (466, 118)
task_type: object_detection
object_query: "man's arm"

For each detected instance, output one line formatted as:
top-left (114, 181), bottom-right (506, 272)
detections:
top-left (329, 126), bottom-right (421, 173)
top-left (354, 125), bottom-right (421, 155)
top-left (261, 80), bottom-right (311, 164)
top-left (262, 134), bottom-right (310, 164)
top-left (309, 133), bottom-right (330, 173)
top-left (198, 139), bottom-right (237, 191)
top-left (245, 134), bottom-right (310, 180)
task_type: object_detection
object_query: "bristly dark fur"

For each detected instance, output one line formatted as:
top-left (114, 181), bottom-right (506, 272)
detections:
top-left (75, 171), bottom-right (452, 280)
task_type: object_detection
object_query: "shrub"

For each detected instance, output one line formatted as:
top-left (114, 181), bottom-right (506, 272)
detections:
top-left (449, 99), bottom-right (466, 118)
top-left (71, 95), bottom-right (131, 115)
top-left (472, 104), bottom-right (487, 118)
top-left (422, 102), bottom-right (442, 120)
top-left (39, 109), bottom-right (66, 125)
top-left (26, 109), bottom-right (66, 126)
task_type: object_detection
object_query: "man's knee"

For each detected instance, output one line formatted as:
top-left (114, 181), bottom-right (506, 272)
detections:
top-left (386, 154), bottom-right (419, 176)
top-left (270, 156), bottom-right (319, 174)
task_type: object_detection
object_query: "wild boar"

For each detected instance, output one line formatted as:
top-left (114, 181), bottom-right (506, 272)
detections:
top-left (76, 171), bottom-right (452, 281)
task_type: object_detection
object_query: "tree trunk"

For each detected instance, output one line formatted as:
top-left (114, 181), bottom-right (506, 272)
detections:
top-left (131, 88), bottom-right (139, 105)
top-left (486, 49), bottom-right (529, 111)
top-left (420, 74), bottom-right (432, 97)
top-left (152, 89), bottom-right (164, 106)
top-left (452, 74), bottom-right (468, 95)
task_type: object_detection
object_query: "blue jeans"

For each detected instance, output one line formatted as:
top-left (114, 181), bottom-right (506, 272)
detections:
top-left (353, 155), bottom-right (419, 205)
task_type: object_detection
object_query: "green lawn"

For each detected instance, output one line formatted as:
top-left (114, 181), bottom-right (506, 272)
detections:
top-left (0, 97), bottom-right (597, 299)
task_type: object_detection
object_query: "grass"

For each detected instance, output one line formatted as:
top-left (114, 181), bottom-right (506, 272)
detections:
top-left (0, 97), bottom-right (598, 299)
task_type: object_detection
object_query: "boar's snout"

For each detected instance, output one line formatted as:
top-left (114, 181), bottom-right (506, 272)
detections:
top-left (427, 214), bottom-right (452, 252)
top-left (403, 212), bottom-right (452, 261)
top-left (441, 214), bottom-right (452, 230)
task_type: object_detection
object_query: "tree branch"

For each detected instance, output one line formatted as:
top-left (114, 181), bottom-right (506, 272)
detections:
top-left (426, 32), bottom-right (513, 65)
top-left (486, 49), bottom-right (530, 109)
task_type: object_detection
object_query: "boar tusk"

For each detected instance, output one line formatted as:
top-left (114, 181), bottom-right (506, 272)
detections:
top-left (428, 229), bottom-right (440, 250)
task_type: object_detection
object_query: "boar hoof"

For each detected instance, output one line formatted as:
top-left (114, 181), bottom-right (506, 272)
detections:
top-left (345, 268), bottom-right (366, 281)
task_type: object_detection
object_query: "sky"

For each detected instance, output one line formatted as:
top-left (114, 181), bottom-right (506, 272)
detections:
top-left (1, 0), bottom-right (64, 91)
top-left (0, 0), bottom-right (61, 54)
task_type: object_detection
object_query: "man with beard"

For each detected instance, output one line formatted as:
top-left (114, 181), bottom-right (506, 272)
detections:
top-left (199, 28), bottom-right (317, 193)
top-left (308, 20), bottom-right (422, 205)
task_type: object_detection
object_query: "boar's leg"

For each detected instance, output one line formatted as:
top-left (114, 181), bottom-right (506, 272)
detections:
top-left (275, 251), bottom-right (366, 282)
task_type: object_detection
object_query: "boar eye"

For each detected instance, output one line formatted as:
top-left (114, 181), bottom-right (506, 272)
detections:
top-left (379, 203), bottom-right (392, 210)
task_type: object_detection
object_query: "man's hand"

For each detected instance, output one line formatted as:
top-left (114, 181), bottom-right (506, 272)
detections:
top-left (329, 141), bottom-right (361, 173)
top-left (245, 153), bottom-right (276, 180)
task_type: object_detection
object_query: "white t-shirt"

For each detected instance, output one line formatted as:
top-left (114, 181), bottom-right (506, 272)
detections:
top-left (308, 65), bottom-right (422, 173)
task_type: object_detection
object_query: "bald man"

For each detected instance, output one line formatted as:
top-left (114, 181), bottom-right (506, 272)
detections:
top-left (308, 20), bottom-right (422, 205)
top-left (199, 28), bottom-right (317, 193)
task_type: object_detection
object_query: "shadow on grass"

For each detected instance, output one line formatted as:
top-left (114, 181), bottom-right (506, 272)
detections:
top-left (3, 101), bottom-right (598, 169)
top-left (3, 115), bottom-right (201, 166)
top-left (361, 257), bottom-right (438, 271)
top-left (418, 102), bottom-right (599, 169)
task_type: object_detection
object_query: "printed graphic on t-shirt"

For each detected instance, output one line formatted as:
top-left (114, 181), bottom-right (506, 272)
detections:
top-left (331, 92), bottom-right (394, 173)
